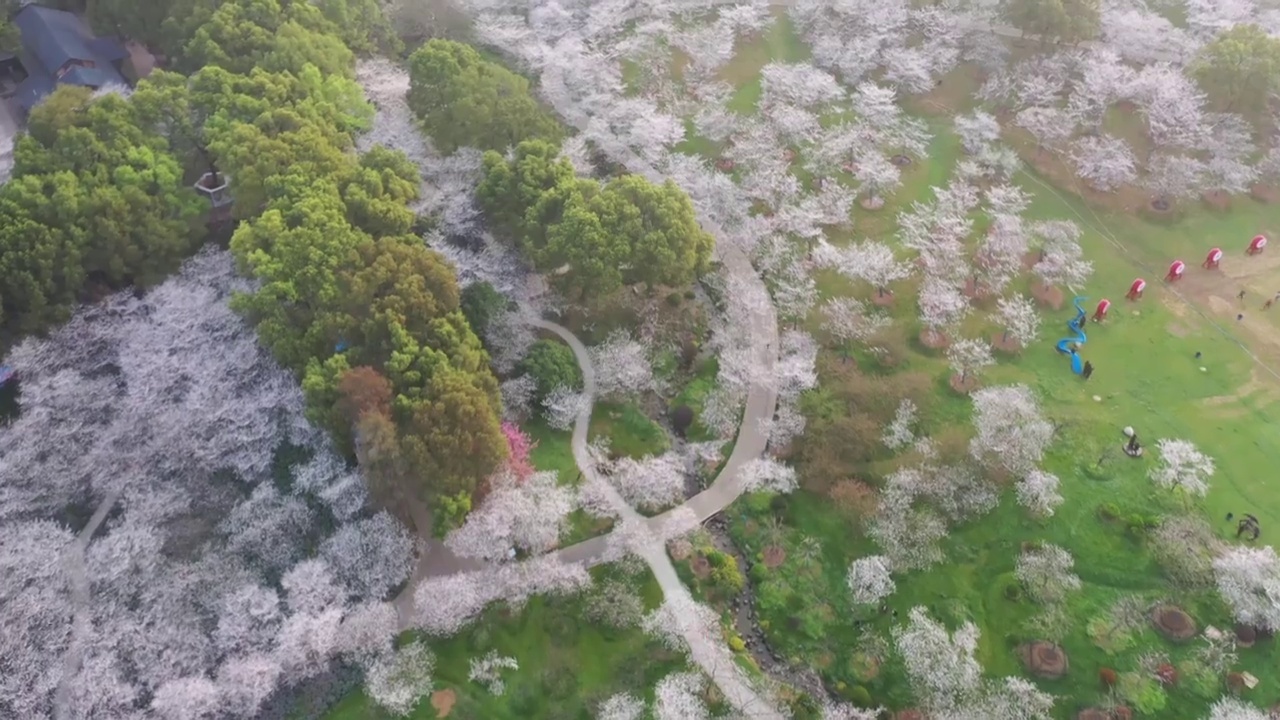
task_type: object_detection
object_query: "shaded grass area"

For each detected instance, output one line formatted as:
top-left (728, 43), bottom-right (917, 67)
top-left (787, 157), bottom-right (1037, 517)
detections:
top-left (589, 400), bottom-right (669, 459)
top-left (324, 567), bottom-right (681, 720)
top-left (671, 356), bottom-right (720, 442)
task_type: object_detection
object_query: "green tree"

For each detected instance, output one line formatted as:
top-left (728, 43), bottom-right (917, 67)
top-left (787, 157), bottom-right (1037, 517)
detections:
top-left (407, 39), bottom-right (562, 153)
top-left (86, 0), bottom-right (176, 46)
top-left (477, 140), bottom-right (575, 236)
top-left (331, 238), bottom-right (466, 366)
top-left (341, 147), bottom-right (420, 237)
top-left (1194, 24), bottom-right (1280, 119)
top-left (460, 281), bottom-right (508, 341)
top-left (10, 88), bottom-right (203, 291)
top-left (0, 174), bottom-right (88, 334)
top-left (520, 339), bottom-right (583, 402)
top-left (230, 184), bottom-right (368, 368)
top-left (596, 175), bottom-right (714, 290)
top-left (177, 0), bottom-right (352, 77)
top-left (1000, 0), bottom-right (1100, 44)
top-left (312, 0), bottom-right (402, 54)
top-left (397, 366), bottom-right (507, 499)
top-left (540, 192), bottom-right (630, 298)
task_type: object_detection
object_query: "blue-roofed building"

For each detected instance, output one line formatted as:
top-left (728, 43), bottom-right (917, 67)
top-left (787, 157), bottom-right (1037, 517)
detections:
top-left (8, 4), bottom-right (130, 115)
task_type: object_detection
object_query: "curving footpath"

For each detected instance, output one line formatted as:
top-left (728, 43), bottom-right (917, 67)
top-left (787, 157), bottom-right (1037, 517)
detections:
top-left (532, 318), bottom-right (784, 720)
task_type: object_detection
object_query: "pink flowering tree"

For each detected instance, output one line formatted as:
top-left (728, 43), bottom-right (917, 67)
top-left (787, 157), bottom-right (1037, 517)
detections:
top-left (501, 422), bottom-right (537, 482)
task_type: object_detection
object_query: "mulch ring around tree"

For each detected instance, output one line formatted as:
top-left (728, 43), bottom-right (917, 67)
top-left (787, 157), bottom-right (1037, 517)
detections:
top-left (991, 332), bottom-right (1022, 354)
top-left (1032, 283), bottom-right (1064, 311)
top-left (431, 689), bottom-right (456, 718)
top-left (919, 329), bottom-right (950, 350)
top-left (890, 154), bottom-right (913, 167)
top-left (1019, 641), bottom-right (1069, 679)
top-left (871, 291), bottom-right (895, 307)
top-left (894, 710), bottom-right (926, 720)
top-left (690, 554), bottom-right (713, 579)
top-left (1201, 190), bottom-right (1231, 212)
top-left (949, 373), bottom-right (979, 394)
top-left (1251, 184), bottom-right (1280, 204)
top-left (1235, 623), bottom-right (1257, 647)
top-left (859, 195), bottom-right (886, 210)
top-left (762, 546), bottom-right (786, 568)
top-left (1150, 605), bottom-right (1197, 641)
top-left (1076, 710), bottom-right (1109, 720)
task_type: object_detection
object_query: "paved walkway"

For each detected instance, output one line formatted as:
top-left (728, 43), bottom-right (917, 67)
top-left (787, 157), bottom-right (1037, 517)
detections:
top-left (532, 318), bottom-right (784, 719)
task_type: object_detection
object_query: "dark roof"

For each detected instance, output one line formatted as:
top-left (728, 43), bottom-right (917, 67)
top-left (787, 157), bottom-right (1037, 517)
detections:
top-left (14, 4), bottom-right (94, 77)
top-left (15, 50), bottom-right (54, 112)
top-left (11, 4), bottom-right (128, 111)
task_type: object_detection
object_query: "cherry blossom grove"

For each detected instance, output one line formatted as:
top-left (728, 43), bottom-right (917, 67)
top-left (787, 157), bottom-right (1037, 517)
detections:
top-left (0, 250), bottom-right (415, 717)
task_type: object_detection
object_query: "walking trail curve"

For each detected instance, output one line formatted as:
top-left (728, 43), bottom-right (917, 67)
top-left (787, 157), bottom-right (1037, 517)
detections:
top-left (532, 318), bottom-right (785, 720)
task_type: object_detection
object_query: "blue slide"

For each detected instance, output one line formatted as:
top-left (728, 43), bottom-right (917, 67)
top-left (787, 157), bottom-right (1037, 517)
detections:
top-left (1054, 296), bottom-right (1087, 375)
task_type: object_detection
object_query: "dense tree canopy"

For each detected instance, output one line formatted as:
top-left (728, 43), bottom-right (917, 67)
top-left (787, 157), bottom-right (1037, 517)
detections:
top-left (2, 0), bottom-right (507, 517)
top-left (1000, 0), bottom-right (1101, 44)
top-left (480, 140), bottom-right (714, 298)
top-left (1194, 24), bottom-right (1280, 120)
top-left (407, 39), bottom-right (563, 153)
top-left (0, 87), bottom-right (202, 336)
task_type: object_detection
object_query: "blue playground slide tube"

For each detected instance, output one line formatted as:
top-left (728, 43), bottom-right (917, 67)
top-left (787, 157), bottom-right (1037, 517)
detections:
top-left (1053, 296), bottom-right (1087, 375)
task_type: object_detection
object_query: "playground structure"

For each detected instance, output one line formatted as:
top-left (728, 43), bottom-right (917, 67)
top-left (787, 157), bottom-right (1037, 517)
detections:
top-left (1126, 278), bottom-right (1146, 300)
top-left (1248, 234), bottom-right (1268, 255)
top-left (1054, 296), bottom-right (1088, 375)
top-left (1092, 298), bottom-right (1111, 322)
top-left (1166, 260), bottom-right (1186, 282)
top-left (1203, 247), bottom-right (1223, 269)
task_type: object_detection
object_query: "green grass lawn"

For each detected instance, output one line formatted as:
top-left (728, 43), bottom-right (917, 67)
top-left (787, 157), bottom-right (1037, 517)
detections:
top-left (589, 400), bottom-right (670, 459)
top-left (683, 14), bottom-right (1280, 717)
top-left (324, 567), bottom-right (683, 720)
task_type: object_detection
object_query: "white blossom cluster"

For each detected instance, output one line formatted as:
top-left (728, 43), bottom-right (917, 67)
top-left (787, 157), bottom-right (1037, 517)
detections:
top-left (1016, 543), bottom-right (1083, 604)
top-left (1214, 545), bottom-right (1280, 632)
top-left (1150, 438), bottom-right (1216, 498)
top-left (847, 555), bottom-right (896, 605)
top-left (445, 469), bottom-right (578, 560)
top-left (0, 249), bottom-right (424, 718)
top-left (893, 607), bottom-right (1055, 717)
top-left (467, 650), bottom-right (519, 696)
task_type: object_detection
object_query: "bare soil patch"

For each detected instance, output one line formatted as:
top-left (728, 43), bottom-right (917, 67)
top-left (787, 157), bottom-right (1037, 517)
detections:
top-left (919, 328), bottom-right (950, 350)
top-left (871, 291), bottom-right (895, 307)
top-left (1251, 184), bottom-right (1280, 204)
top-left (991, 332), bottom-right (1022, 354)
top-left (762, 545), bottom-right (786, 568)
top-left (949, 373), bottom-right (979, 394)
top-left (431, 689), bottom-right (456, 718)
top-left (1201, 190), bottom-right (1231, 212)
top-left (1032, 283), bottom-right (1064, 310)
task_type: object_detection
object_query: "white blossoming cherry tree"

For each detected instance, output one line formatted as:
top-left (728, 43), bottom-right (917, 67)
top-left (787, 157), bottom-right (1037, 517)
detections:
top-left (969, 384), bottom-right (1054, 480)
top-left (847, 555), bottom-right (896, 607)
top-left (1149, 438), bottom-right (1215, 503)
top-left (993, 294), bottom-right (1041, 354)
top-left (946, 337), bottom-right (995, 394)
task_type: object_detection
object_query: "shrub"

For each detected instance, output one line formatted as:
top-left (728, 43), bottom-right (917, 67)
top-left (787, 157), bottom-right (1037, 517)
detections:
top-left (666, 291), bottom-right (683, 306)
top-left (712, 557), bottom-right (745, 594)
top-left (520, 339), bottom-right (583, 402)
top-left (728, 635), bottom-right (746, 652)
top-left (671, 404), bottom-right (695, 437)
top-left (1117, 672), bottom-right (1167, 715)
top-left (1100, 667), bottom-right (1118, 687)
top-left (707, 551), bottom-right (728, 569)
top-left (1098, 502), bottom-right (1122, 520)
top-left (848, 685), bottom-right (873, 707)
top-left (1003, 580), bottom-right (1024, 602)
top-left (460, 281), bottom-right (508, 340)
